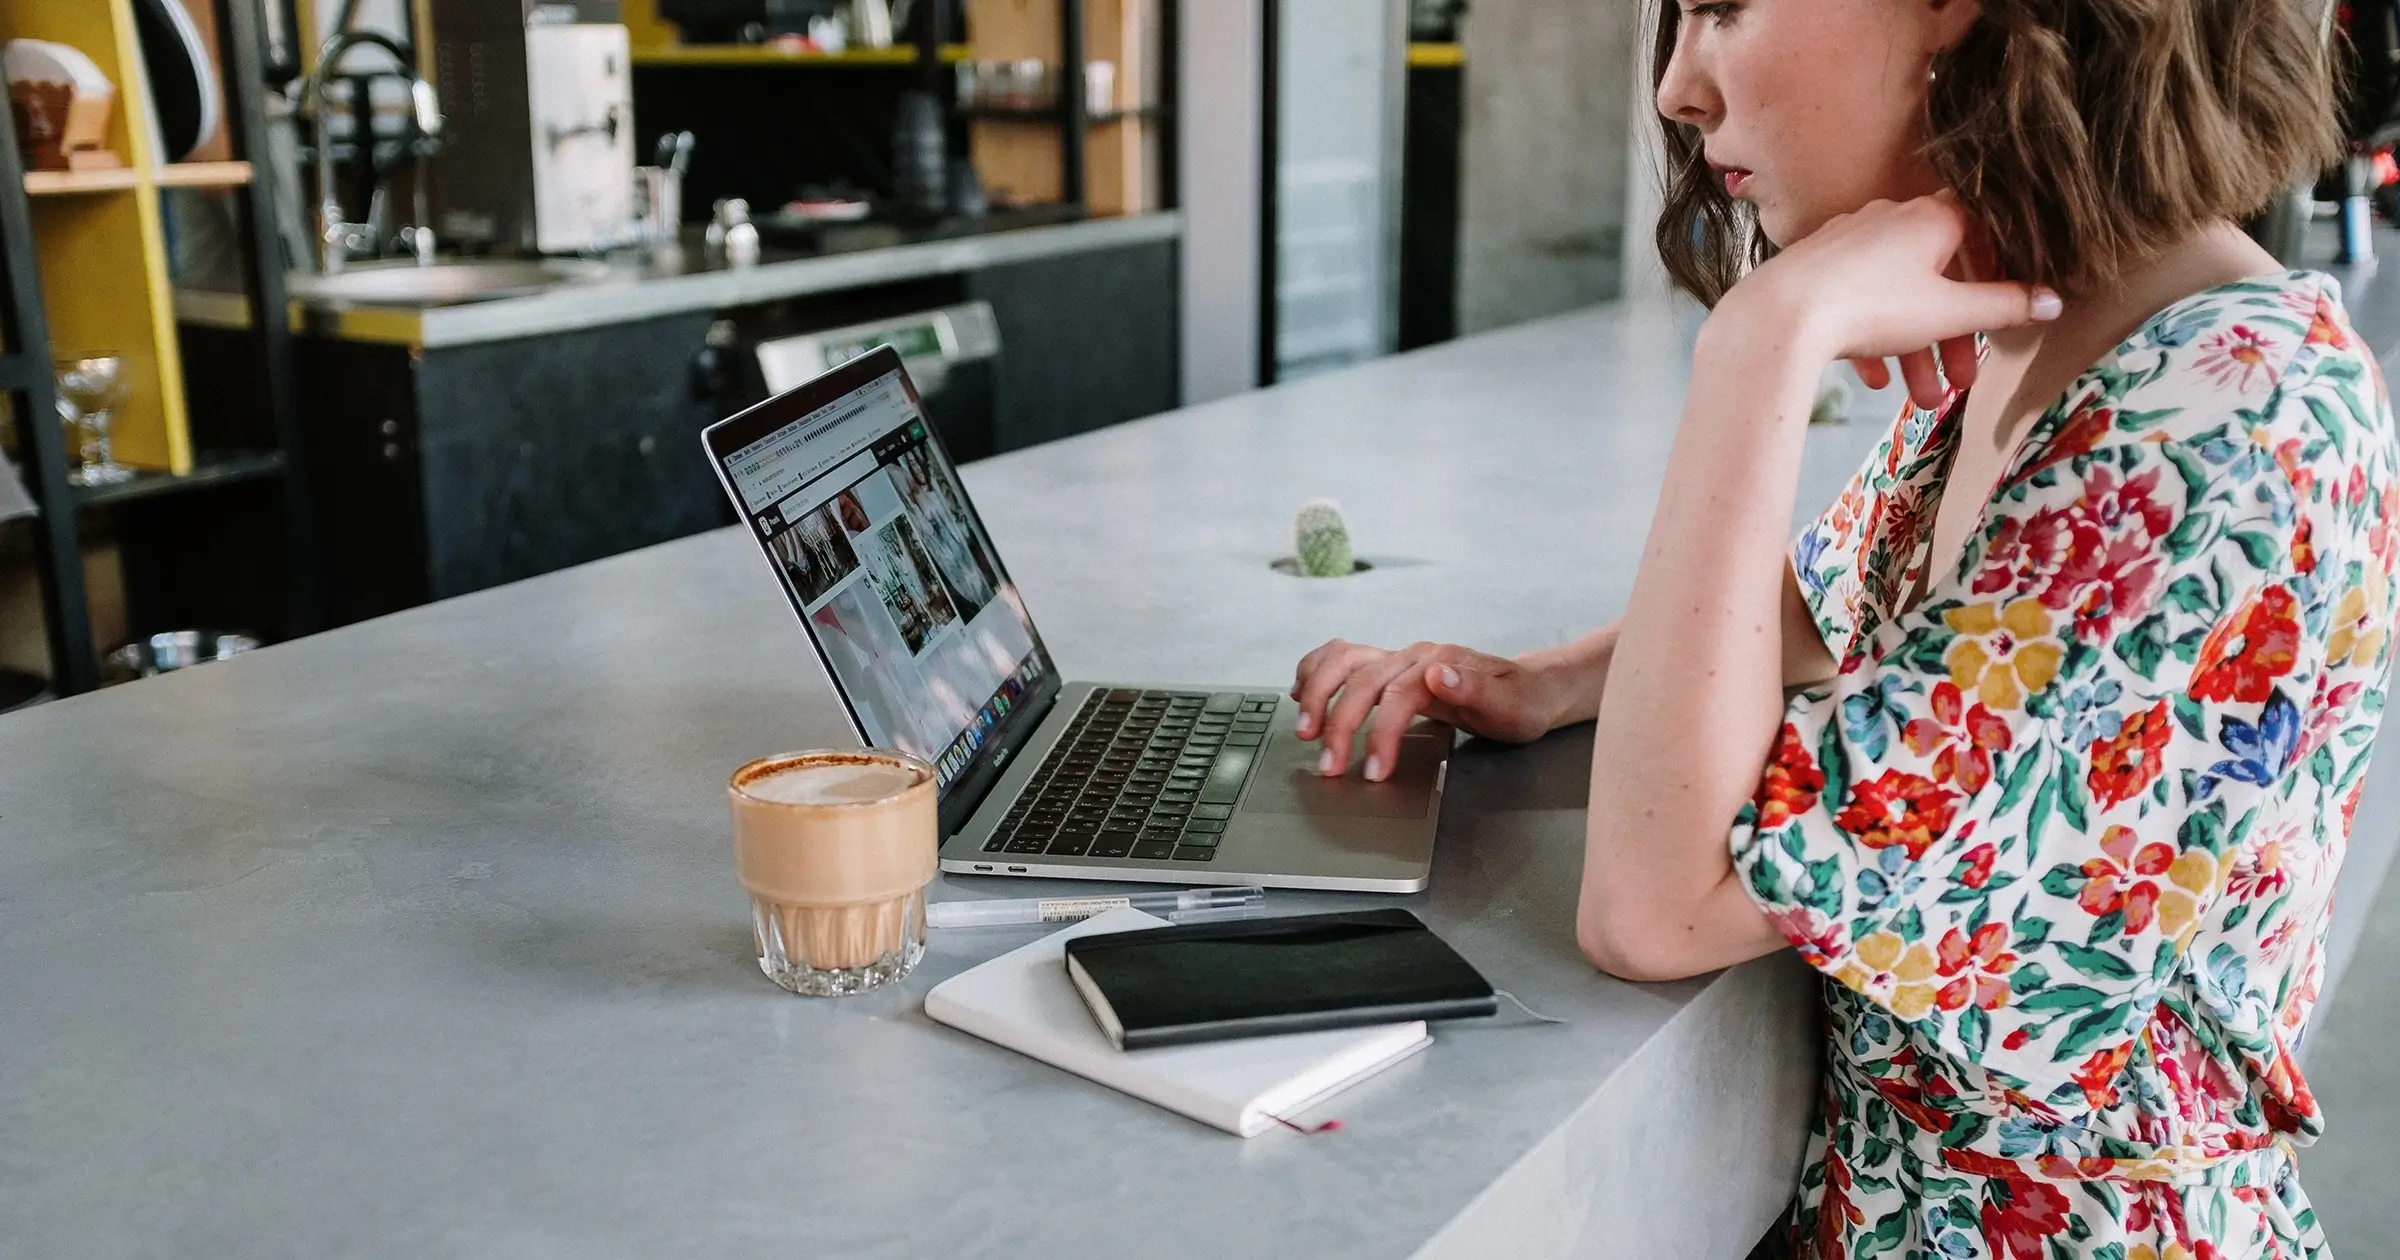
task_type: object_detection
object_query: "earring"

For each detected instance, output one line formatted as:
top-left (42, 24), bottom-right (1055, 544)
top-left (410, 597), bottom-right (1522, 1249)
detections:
top-left (1928, 65), bottom-right (1939, 85)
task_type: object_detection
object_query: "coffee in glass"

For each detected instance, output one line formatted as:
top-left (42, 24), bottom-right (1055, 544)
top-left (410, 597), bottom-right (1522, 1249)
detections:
top-left (728, 749), bottom-right (938, 995)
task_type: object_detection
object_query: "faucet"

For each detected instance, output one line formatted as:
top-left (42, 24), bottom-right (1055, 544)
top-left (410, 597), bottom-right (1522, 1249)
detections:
top-left (292, 30), bottom-right (443, 274)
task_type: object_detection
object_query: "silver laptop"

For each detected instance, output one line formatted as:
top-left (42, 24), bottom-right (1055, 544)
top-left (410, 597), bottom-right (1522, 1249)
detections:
top-left (701, 346), bottom-right (1445, 893)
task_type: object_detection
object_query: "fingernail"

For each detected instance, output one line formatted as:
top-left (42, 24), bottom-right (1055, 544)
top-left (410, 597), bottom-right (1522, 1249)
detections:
top-left (2031, 288), bottom-right (2062, 321)
top-left (1439, 666), bottom-right (1460, 689)
top-left (1296, 712), bottom-right (1314, 735)
top-left (1318, 748), bottom-right (1338, 776)
top-left (1364, 755), bottom-right (1385, 782)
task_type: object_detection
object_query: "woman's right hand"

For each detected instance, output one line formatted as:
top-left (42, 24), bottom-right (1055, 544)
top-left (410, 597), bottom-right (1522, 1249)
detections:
top-left (1289, 640), bottom-right (1563, 781)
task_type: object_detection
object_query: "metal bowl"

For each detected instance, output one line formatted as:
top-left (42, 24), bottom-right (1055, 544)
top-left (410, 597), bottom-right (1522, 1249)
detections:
top-left (106, 630), bottom-right (260, 678)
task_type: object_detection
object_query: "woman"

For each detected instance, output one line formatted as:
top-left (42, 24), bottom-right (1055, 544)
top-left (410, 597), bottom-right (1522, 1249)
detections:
top-left (1291, 1), bottom-right (2396, 1255)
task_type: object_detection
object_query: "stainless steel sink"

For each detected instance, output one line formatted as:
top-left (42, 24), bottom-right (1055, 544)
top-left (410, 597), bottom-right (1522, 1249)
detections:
top-left (286, 259), bottom-right (611, 307)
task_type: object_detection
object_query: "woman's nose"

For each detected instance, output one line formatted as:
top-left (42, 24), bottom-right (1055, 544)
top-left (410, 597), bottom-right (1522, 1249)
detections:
top-left (1654, 30), bottom-right (1716, 128)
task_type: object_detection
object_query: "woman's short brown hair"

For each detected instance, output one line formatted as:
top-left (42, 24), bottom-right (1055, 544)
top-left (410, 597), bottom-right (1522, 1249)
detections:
top-left (1651, 0), bottom-right (2345, 306)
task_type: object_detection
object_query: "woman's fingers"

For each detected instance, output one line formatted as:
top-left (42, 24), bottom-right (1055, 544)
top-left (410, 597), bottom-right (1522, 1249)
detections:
top-left (1357, 651), bottom-right (1521, 780)
top-left (1431, 657), bottom-right (1561, 745)
top-left (1762, 194), bottom-right (2061, 367)
top-left (1879, 288), bottom-right (2056, 416)
top-left (1885, 280), bottom-right (2058, 355)
top-left (1291, 639), bottom-right (1361, 738)
top-left (1292, 642), bottom-right (1548, 778)
top-left (1898, 347), bottom-right (1946, 411)
top-left (1936, 334), bottom-right (1979, 393)
top-left (1290, 642), bottom-right (1332, 699)
top-left (1357, 666), bottom-right (1443, 782)
top-left (1973, 280), bottom-right (2063, 328)
top-left (1317, 649), bottom-right (1425, 776)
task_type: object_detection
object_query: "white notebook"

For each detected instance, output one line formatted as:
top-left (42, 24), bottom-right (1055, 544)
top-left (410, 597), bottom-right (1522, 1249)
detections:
top-left (924, 908), bottom-right (1432, 1137)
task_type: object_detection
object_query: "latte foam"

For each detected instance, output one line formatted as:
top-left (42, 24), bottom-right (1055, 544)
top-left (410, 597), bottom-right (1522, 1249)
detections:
top-left (742, 760), bottom-right (922, 807)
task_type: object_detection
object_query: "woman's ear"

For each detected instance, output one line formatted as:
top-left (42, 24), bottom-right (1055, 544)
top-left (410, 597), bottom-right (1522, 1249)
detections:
top-left (1924, 0), bottom-right (1985, 55)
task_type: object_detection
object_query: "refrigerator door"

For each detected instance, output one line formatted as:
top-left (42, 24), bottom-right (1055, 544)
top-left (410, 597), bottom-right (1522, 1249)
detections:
top-left (1269, 0), bottom-right (1406, 381)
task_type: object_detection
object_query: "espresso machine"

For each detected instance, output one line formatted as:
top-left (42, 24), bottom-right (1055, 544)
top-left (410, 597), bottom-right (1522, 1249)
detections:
top-left (426, 0), bottom-right (634, 254)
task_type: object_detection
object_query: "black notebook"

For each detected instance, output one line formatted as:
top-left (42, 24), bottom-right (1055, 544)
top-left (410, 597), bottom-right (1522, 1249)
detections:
top-left (1061, 909), bottom-right (1499, 1050)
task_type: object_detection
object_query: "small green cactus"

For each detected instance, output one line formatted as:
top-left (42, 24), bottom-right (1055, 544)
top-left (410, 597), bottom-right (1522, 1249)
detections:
top-left (1294, 499), bottom-right (1354, 577)
top-left (1809, 379), bottom-right (1853, 427)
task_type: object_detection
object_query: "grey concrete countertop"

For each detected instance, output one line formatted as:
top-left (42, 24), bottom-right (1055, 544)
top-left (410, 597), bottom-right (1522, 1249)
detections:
top-left (9, 299), bottom-right (2391, 1257)
top-left (0, 305), bottom-right (1822, 1259)
top-left (181, 212), bottom-right (1180, 350)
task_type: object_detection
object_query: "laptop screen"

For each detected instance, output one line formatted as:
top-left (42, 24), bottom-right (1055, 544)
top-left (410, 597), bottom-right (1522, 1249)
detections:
top-left (715, 358), bottom-right (1053, 802)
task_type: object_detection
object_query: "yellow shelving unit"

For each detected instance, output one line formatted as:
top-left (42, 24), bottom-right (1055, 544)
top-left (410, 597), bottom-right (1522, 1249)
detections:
top-left (1, 0), bottom-right (314, 694)
top-left (0, 0), bottom-right (202, 474)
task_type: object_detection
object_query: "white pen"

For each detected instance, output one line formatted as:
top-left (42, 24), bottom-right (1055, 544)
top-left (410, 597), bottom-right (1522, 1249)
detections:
top-left (927, 886), bottom-right (1266, 928)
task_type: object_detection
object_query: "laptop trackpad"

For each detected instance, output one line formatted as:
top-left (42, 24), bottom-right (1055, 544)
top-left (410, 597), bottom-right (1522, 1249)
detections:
top-left (1242, 730), bottom-right (1444, 818)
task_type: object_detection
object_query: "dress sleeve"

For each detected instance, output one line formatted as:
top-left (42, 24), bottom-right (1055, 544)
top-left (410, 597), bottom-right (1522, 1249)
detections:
top-left (1791, 395), bottom-right (1958, 664)
top-left (1733, 378), bottom-right (2332, 1107)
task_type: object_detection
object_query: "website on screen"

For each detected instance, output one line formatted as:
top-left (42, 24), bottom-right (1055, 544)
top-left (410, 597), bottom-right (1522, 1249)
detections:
top-left (725, 375), bottom-right (1044, 790)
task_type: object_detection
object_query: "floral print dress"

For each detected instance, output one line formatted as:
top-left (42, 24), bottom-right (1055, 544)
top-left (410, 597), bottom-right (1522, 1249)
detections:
top-left (1735, 272), bottom-right (2400, 1260)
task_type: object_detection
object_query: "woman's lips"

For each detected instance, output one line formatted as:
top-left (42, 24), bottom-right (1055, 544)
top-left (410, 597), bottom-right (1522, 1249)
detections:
top-left (1716, 165), bottom-right (1753, 197)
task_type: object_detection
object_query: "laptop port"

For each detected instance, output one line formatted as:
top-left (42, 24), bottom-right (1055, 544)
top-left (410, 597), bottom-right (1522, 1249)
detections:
top-left (973, 864), bottom-right (994, 871)
top-left (1007, 866), bottom-right (1028, 873)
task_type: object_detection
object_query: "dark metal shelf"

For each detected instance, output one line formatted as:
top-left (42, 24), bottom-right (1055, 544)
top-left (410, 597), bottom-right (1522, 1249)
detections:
top-left (73, 450), bottom-right (286, 510)
top-left (958, 105), bottom-right (1164, 124)
top-left (0, 351), bottom-right (46, 392)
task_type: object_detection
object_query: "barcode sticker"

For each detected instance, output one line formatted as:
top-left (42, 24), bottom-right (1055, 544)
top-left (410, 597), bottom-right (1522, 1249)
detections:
top-left (1038, 896), bottom-right (1134, 922)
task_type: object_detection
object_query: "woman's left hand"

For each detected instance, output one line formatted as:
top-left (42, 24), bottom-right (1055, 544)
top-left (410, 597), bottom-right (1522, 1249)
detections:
top-left (1724, 193), bottom-right (2060, 410)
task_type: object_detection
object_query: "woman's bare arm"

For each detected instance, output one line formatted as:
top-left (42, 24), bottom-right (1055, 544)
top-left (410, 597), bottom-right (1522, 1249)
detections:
top-left (1574, 197), bottom-right (2057, 983)
top-left (1512, 558), bottom-right (1831, 734)
top-left (1576, 309), bottom-right (1816, 982)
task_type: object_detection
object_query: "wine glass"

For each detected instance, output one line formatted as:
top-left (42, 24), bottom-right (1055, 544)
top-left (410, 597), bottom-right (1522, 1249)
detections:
top-left (53, 356), bottom-right (134, 487)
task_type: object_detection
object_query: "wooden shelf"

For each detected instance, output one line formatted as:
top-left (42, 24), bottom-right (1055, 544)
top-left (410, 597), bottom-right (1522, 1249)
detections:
top-left (632, 42), bottom-right (968, 67)
top-left (26, 161), bottom-right (254, 197)
top-left (154, 161), bottom-right (254, 189)
top-left (72, 450), bottom-right (285, 510)
top-left (25, 168), bottom-right (140, 196)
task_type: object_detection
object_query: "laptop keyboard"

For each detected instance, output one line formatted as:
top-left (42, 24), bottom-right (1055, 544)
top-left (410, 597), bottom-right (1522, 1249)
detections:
top-left (982, 689), bottom-right (1282, 863)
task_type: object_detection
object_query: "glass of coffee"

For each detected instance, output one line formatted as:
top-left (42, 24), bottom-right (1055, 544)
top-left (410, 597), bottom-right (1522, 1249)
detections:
top-left (728, 749), bottom-right (938, 996)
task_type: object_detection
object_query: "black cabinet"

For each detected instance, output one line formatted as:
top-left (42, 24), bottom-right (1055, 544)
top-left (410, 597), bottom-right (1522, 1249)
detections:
top-left (301, 313), bottom-right (731, 624)
top-left (413, 314), bottom-right (731, 597)
top-left (299, 235), bottom-right (1181, 629)
top-left (970, 235), bottom-right (1180, 450)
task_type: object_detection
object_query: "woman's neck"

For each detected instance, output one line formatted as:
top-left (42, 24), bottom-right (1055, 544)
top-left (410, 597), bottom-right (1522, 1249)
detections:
top-left (1985, 221), bottom-right (2284, 367)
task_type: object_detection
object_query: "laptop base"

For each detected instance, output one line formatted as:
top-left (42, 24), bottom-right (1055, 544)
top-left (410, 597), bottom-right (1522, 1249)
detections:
top-left (939, 682), bottom-right (1444, 894)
